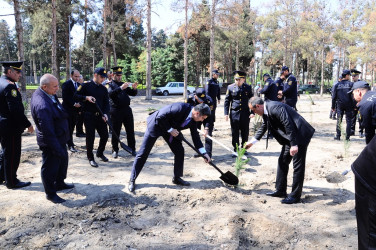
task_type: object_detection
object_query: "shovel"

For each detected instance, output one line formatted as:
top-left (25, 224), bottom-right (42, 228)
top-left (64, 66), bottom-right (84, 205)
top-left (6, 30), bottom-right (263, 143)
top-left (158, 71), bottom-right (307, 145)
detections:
top-left (94, 102), bottom-right (135, 156)
top-left (197, 129), bottom-right (247, 160)
top-left (178, 134), bottom-right (239, 186)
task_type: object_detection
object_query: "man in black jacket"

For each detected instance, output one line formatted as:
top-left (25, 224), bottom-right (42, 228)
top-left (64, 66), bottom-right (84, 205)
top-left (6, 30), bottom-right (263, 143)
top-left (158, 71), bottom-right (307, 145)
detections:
top-left (259, 73), bottom-right (280, 102)
top-left (351, 135), bottom-right (376, 249)
top-left (108, 66), bottom-right (138, 158)
top-left (277, 66), bottom-right (298, 109)
top-left (62, 69), bottom-right (82, 152)
top-left (205, 69), bottom-right (221, 124)
top-left (74, 68), bottom-right (110, 168)
top-left (128, 103), bottom-right (211, 192)
top-left (331, 69), bottom-right (355, 140)
top-left (245, 97), bottom-right (315, 204)
top-left (0, 61), bottom-right (34, 189)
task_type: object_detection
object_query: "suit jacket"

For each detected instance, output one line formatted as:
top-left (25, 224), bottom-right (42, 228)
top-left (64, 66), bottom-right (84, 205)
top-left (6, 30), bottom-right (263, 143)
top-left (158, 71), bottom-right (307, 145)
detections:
top-left (147, 102), bottom-right (204, 149)
top-left (255, 101), bottom-right (315, 146)
top-left (31, 88), bottom-right (69, 157)
top-left (62, 79), bottom-right (81, 114)
top-left (0, 75), bottom-right (31, 134)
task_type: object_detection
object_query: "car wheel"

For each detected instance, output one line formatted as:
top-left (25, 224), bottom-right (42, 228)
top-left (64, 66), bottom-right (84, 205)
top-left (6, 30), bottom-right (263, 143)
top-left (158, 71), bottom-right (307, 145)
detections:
top-left (163, 91), bottom-right (169, 96)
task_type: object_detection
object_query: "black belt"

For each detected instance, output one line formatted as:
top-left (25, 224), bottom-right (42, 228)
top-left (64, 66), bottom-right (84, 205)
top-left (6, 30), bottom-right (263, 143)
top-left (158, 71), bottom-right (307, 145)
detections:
top-left (85, 111), bottom-right (101, 116)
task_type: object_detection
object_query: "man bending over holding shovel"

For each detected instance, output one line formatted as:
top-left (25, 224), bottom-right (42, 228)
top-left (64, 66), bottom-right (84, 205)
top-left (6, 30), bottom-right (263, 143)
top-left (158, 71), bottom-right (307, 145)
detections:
top-left (128, 103), bottom-right (211, 192)
top-left (245, 97), bottom-right (315, 204)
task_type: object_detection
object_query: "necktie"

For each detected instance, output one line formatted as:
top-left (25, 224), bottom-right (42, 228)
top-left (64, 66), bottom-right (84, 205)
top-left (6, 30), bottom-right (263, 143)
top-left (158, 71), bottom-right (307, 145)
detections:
top-left (74, 81), bottom-right (77, 90)
top-left (263, 114), bottom-right (269, 149)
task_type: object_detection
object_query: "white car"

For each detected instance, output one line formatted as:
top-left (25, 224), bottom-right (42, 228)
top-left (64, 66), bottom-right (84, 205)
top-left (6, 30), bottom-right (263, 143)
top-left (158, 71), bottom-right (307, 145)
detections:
top-left (155, 82), bottom-right (195, 96)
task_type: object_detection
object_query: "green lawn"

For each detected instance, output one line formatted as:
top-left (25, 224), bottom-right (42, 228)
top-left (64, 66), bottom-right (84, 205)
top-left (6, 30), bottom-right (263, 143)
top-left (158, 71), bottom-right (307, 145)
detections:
top-left (26, 85), bottom-right (39, 90)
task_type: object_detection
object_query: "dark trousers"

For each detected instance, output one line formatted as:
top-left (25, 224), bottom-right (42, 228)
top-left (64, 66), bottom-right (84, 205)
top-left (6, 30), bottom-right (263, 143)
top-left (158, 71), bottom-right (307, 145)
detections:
top-left (275, 143), bottom-right (309, 199)
top-left (67, 111), bottom-right (78, 147)
top-left (84, 113), bottom-right (109, 160)
top-left (76, 111), bottom-right (85, 134)
top-left (41, 146), bottom-right (68, 196)
top-left (336, 107), bottom-right (354, 139)
top-left (351, 109), bottom-right (358, 135)
top-left (111, 107), bottom-right (136, 152)
top-left (130, 129), bottom-right (184, 181)
top-left (230, 115), bottom-right (250, 151)
top-left (197, 122), bottom-right (213, 157)
top-left (0, 133), bottom-right (22, 186)
top-left (285, 99), bottom-right (298, 110)
top-left (355, 178), bottom-right (376, 250)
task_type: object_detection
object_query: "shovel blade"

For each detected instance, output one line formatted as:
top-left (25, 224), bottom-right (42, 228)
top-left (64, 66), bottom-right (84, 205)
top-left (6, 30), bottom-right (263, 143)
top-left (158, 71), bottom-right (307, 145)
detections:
top-left (220, 171), bottom-right (239, 185)
top-left (120, 142), bottom-right (133, 155)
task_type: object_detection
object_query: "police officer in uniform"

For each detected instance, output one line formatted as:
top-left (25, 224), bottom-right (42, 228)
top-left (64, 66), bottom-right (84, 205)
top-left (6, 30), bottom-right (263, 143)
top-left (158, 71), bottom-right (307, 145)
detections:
top-left (259, 73), bottom-right (280, 101)
top-left (351, 69), bottom-right (363, 137)
top-left (0, 61), bottom-right (34, 189)
top-left (331, 69), bottom-right (355, 140)
top-left (277, 66), bottom-right (298, 109)
top-left (329, 77), bottom-right (341, 120)
top-left (224, 70), bottom-right (253, 153)
top-left (74, 68), bottom-right (110, 167)
top-left (205, 69), bottom-right (221, 124)
top-left (108, 66), bottom-right (138, 158)
top-left (349, 81), bottom-right (376, 144)
top-left (186, 88), bottom-right (215, 157)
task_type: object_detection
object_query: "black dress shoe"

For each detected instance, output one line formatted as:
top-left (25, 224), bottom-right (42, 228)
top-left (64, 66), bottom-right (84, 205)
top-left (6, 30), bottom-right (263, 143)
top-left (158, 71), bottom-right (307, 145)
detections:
top-left (333, 136), bottom-right (341, 141)
top-left (7, 181), bottom-right (31, 189)
top-left (56, 182), bottom-right (75, 191)
top-left (76, 133), bottom-right (86, 138)
top-left (69, 146), bottom-right (78, 153)
top-left (172, 177), bottom-right (190, 186)
top-left (128, 180), bottom-right (135, 192)
top-left (131, 150), bottom-right (137, 157)
top-left (112, 151), bottom-right (118, 159)
top-left (97, 154), bottom-right (108, 162)
top-left (266, 190), bottom-right (287, 198)
top-left (281, 196), bottom-right (300, 204)
top-left (46, 194), bottom-right (66, 204)
top-left (89, 160), bottom-right (98, 168)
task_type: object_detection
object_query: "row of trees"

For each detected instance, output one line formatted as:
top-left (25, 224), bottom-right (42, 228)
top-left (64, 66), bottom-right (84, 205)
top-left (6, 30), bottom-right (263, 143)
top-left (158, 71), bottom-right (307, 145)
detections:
top-left (1, 0), bottom-right (376, 97)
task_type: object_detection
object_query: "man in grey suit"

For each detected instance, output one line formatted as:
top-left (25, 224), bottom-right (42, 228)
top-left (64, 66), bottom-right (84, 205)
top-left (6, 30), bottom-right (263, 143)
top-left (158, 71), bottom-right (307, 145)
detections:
top-left (245, 97), bottom-right (315, 204)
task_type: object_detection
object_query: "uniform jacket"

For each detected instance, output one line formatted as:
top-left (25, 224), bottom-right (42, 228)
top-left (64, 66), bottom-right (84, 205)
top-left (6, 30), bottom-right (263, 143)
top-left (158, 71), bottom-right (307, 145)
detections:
top-left (74, 80), bottom-right (110, 115)
top-left (0, 75), bottom-right (31, 134)
top-left (260, 77), bottom-right (280, 101)
top-left (108, 80), bottom-right (137, 109)
top-left (224, 83), bottom-right (253, 120)
top-left (331, 79), bottom-right (354, 110)
top-left (62, 79), bottom-right (81, 114)
top-left (185, 94), bottom-right (214, 129)
top-left (31, 88), bottom-right (69, 157)
top-left (147, 102), bottom-right (204, 150)
top-left (255, 101), bottom-right (315, 146)
top-left (357, 91), bottom-right (376, 144)
top-left (205, 78), bottom-right (221, 103)
top-left (282, 73), bottom-right (298, 101)
top-left (352, 135), bottom-right (376, 195)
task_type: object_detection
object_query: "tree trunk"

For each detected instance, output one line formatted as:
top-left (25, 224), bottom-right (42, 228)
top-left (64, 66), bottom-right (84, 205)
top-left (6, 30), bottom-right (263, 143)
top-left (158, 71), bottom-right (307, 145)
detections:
top-left (110, 0), bottom-right (117, 66)
top-left (235, 41), bottom-right (239, 70)
top-left (209, 0), bottom-right (216, 77)
top-left (51, 0), bottom-right (58, 79)
top-left (84, 0), bottom-right (88, 44)
top-left (65, 0), bottom-right (71, 80)
top-left (320, 48), bottom-right (324, 96)
top-left (183, 0), bottom-right (188, 100)
top-left (13, 0), bottom-right (25, 92)
top-left (102, 0), bottom-right (108, 69)
top-left (32, 53), bottom-right (37, 84)
top-left (195, 37), bottom-right (201, 88)
top-left (145, 0), bottom-right (152, 100)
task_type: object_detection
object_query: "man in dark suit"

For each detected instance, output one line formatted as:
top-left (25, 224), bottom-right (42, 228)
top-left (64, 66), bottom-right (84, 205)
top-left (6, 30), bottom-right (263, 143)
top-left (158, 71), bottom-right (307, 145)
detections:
top-left (31, 74), bottom-right (74, 204)
top-left (245, 97), bottom-right (315, 204)
top-left (205, 69), bottom-right (221, 124)
top-left (108, 66), bottom-right (138, 158)
top-left (128, 103), bottom-right (212, 192)
top-left (62, 69), bottom-right (82, 152)
top-left (0, 61), bottom-right (34, 189)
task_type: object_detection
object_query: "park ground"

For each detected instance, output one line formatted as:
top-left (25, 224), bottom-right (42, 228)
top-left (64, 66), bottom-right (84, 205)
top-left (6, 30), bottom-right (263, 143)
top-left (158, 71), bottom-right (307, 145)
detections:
top-left (0, 94), bottom-right (365, 249)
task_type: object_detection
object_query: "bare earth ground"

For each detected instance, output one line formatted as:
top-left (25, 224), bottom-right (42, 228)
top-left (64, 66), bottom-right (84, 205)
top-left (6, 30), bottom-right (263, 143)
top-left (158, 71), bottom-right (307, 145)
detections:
top-left (0, 94), bottom-right (365, 249)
